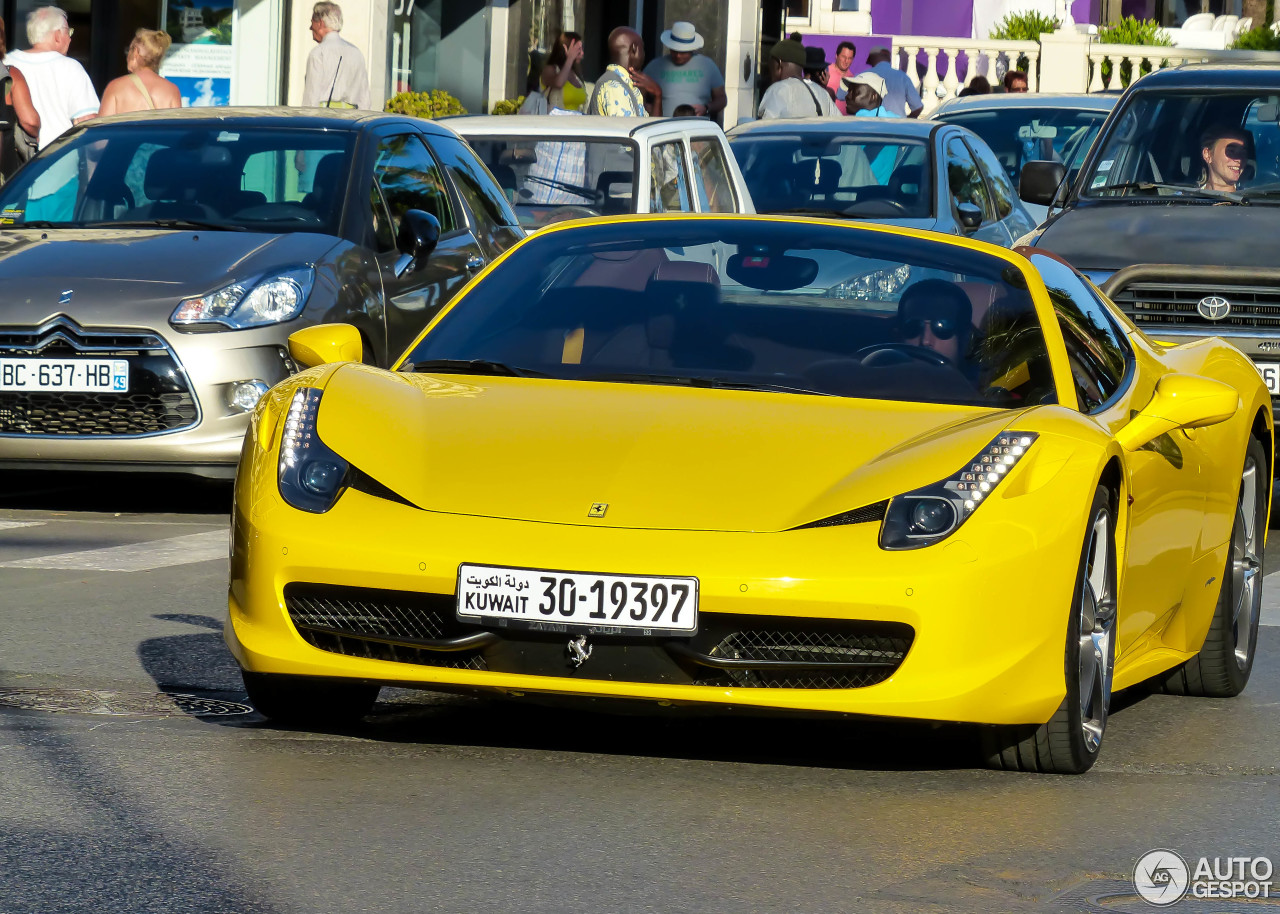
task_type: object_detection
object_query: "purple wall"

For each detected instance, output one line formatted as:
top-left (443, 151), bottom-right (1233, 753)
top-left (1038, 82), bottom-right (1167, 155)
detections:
top-left (871, 0), bottom-right (975, 37)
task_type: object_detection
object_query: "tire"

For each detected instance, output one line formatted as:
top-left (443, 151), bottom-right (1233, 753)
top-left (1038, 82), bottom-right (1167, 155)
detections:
top-left (242, 671), bottom-right (379, 726)
top-left (983, 484), bottom-right (1117, 774)
top-left (1157, 436), bottom-right (1266, 698)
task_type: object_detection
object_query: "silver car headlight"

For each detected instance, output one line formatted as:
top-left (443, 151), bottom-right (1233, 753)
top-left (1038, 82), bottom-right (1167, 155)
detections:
top-left (172, 266), bottom-right (315, 330)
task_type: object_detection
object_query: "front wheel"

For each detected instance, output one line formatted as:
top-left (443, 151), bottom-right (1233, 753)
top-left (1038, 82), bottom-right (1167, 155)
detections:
top-left (983, 484), bottom-right (1117, 774)
top-left (1158, 437), bottom-right (1266, 697)
top-left (242, 671), bottom-right (379, 727)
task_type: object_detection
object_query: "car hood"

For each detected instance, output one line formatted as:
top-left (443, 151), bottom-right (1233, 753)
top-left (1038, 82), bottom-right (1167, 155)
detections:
top-left (1037, 201), bottom-right (1280, 270)
top-left (0, 229), bottom-right (338, 325)
top-left (316, 366), bottom-right (1024, 532)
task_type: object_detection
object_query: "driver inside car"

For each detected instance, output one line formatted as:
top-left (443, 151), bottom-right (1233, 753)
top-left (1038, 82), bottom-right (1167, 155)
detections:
top-left (897, 279), bottom-right (973, 364)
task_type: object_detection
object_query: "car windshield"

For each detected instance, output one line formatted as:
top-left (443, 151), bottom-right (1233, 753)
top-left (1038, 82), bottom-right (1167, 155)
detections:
top-left (936, 104), bottom-right (1111, 184)
top-left (730, 133), bottom-right (933, 219)
top-left (1081, 90), bottom-right (1280, 200)
top-left (462, 137), bottom-right (639, 230)
top-left (0, 123), bottom-right (357, 233)
top-left (404, 219), bottom-right (1056, 409)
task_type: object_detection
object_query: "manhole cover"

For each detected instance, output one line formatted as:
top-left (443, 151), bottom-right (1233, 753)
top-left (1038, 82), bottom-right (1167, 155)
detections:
top-left (0, 688), bottom-right (253, 718)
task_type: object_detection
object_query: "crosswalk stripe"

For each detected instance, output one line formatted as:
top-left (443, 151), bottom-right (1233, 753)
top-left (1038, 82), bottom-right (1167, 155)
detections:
top-left (0, 521), bottom-right (45, 530)
top-left (0, 530), bottom-right (228, 572)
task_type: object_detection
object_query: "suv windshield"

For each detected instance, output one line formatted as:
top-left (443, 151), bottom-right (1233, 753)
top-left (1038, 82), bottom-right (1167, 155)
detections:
top-left (730, 134), bottom-right (933, 218)
top-left (937, 104), bottom-right (1111, 185)
top-left (463, 137), bottom-right (638, 230)
top-left (0, 123), bottom-right (357, 233)
top-left (405, 219), bottom-right (1055, 409)
top-left (1081, 90), bottom-right (1280, 200)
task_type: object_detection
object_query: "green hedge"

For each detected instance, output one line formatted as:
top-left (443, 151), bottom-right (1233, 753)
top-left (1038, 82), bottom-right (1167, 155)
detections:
top-left (384, 90), bottom-right (467, 118)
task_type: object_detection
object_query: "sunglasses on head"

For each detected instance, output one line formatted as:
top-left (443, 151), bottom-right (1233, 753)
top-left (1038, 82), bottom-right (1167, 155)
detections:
top-left (903, 318), bottom-right (958, 341)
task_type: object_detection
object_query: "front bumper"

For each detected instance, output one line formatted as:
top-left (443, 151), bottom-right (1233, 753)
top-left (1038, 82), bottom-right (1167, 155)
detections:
top-left (227, 481), bottom-right (1088, 727)
top-left (0, 318), bottom-right (295, 476)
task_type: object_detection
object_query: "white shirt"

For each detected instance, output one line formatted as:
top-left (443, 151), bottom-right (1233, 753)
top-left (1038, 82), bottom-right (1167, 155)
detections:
top-left (303, 32), bottom-right (371, 109)
top-left (758, 78), bottom-right (840, 119)
top-left (2, 49), bottom-right (99, 148)
top-left (870, 61), bottom-right (924, 117)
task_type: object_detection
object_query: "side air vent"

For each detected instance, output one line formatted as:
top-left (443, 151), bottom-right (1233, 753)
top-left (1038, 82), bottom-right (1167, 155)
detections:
top-left (793, 500), bottom-right (888, 530)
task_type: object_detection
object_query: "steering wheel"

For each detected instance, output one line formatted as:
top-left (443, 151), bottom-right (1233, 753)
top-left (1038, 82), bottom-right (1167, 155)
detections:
top-left (853, 343), bottom-right (951, 368)
top-left (844, 198), bottom-right (911, 217)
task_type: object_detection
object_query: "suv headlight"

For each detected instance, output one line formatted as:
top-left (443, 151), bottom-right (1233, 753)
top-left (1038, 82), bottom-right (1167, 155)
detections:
top-left (172, 266), bottom-right (315, 330)
top-left (880, 431), bottom-right (1038, 550)
top-left (829, 265), bottom-right (911, 301)
top-left (278, 388), bottom-right (349, 513)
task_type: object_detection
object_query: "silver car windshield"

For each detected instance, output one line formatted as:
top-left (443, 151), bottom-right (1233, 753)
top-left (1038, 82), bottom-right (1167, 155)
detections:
top-left (0, 124), bottom-right (357, 233)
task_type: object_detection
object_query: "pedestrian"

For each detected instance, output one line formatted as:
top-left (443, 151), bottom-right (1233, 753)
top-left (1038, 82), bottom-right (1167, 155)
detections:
top-left (587, 27), bottom-right (661, 117)
top-left (826, 40), bottom-right (855, 102)
top-left (642, 21), bottom-right (725, 120)
top-left (302, 2), bottom-right (370, 109)
top-left (540, 31), bottom-right (587, 112)
top-left (2, 6), bottom-right (97, 150)
top-left (865, 46), bottom-right (923, 118)
top-left (99, 29), bottom-right (181, 115)
top-left (1003, 70), bottom-right (1029, 93)
top-left (0, 15), bottom-right (41, 177)
top-left (757, 39), bottom-right (838, 119)
top-left (843, 71), bottom-right (894, 118)
top-left (958, 75), bottom-right (992, 97)
top-left (804, 46), bottom-right (837, 103)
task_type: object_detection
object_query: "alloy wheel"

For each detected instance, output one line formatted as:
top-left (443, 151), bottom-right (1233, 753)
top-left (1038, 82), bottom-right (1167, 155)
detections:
top-left (1231, 457), bottom-right (1263, 671)
top-left (1078, 509), bottom-right (1115, 753)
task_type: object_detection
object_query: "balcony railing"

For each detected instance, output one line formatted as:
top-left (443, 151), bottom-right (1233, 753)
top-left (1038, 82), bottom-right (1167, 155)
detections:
top-left (886, 36), bottom-right (1041, 114)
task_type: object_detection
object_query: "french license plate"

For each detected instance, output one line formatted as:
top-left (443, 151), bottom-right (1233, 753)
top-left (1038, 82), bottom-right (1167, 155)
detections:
top-left (0, 359), bottom-right (129, 393)
top-left (457, 563), bottom-right (698, 634)
top-left (1254, 361), bottom-right (1280, 395)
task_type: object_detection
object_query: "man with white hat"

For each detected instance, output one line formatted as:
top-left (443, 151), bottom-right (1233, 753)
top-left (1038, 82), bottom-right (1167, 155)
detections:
top-left (843, 71), bottom-right (896, 118)
top-left (642, 20), bottom-right (725, 119)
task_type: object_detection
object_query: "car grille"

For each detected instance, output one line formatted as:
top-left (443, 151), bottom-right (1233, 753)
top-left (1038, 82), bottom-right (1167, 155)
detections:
top-left (0, 318), bottom-right (198, 437)
top-left (283, 583), bottom-right (913, 689)
top-left (1108, 282), bottom-right (1280, 330)
top-left (285, 585), bottom-right (488, 671)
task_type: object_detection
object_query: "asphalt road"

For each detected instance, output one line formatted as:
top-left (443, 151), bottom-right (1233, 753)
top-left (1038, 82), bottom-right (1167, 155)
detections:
top-left (0, 473), bottom-right (1277, 914)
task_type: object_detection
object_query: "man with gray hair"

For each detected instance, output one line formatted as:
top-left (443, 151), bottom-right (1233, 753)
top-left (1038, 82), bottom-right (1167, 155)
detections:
top-left (302, 2), bottom-right (370, 109)
top-left (2, 5), bottom-right (98, 149)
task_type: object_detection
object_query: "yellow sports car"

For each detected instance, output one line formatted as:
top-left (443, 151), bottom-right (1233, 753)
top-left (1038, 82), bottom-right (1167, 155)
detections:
top-left (226, 215), bottom-right (1271, 774)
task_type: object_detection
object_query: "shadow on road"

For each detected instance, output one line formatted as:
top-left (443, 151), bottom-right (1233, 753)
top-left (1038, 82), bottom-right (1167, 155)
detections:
top-left (0, 470), bottom-right (232, 514)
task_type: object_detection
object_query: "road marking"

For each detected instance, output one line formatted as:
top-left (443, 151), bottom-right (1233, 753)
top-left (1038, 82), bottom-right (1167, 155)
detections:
top-left (0, 530), bottom-right (228, 572)
top-left (0, 521), bottom-right (44, 530)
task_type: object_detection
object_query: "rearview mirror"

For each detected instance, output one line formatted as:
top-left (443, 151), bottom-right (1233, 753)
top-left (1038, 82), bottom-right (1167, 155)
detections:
top-left (1019, 160), bottom-right (1066, 207)
top-left (394, 209), bottom-right (441, 278)
top-left (288, 323), bottom-right (363, 369)
top-left (956, 202), bottom-right (983, 231)
top-left (1115, 373), bottom-right (1239, 451)
top-left (725, 252), bottom-right (819, 291)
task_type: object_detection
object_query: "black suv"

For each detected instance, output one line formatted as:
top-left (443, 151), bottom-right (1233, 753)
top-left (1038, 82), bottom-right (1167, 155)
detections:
top-left (1017, 65), bottom-right (1280, 422)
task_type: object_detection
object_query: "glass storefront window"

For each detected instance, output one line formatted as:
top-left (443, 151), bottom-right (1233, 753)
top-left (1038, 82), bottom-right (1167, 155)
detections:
top-left (389, 0), bottom-right (491, 114)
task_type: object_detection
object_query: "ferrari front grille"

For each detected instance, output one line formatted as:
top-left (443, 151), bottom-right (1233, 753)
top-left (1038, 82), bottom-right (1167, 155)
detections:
top-left (1108, 282), bottom-right (1280, 330)
top-left (691, 622), bottom-right (913, 689)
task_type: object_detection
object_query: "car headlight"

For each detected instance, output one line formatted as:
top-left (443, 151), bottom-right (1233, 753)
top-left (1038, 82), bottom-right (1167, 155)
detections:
top-left (829, 265), bottom-right (911, 301)
top-left (172, 266), bottom-right (315, 330)
top-left (278, 388), bottom-right (349, 513)
top-left (880, 431), bottom-right (1038, 550)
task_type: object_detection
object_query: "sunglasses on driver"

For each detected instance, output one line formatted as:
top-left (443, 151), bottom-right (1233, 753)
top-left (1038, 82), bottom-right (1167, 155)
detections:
top-left (1221, 142), bottom-right (1247, 160)
top-left (902, 317), bottom-right (959, 341)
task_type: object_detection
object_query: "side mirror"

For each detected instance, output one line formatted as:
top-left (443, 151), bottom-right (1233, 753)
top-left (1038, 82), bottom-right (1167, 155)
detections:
top-left (1115, 373), bottom-right (1239, 451)
top-left (956, 202), bottom-right (983, 231)
top-left (288, 323), bottom-right (363, 369)
top-left (394, 209), bottom-right (441, 278)
top-left (1019, 160), bottom-right (1066, 207)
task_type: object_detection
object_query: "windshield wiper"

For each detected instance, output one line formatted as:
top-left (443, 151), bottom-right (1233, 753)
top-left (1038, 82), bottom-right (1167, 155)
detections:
top-left (82, 218), bottom-right (251, 232)
top-left (1238, 182), bottom-right (1280, 203)
top-left (580, 372), bottom-right (832, 396)
top-left (400, 359), bottom-right (543, 378)
top-left (1089, 182), bottom-right (1244, 204)
top-left (11, 220), bottom-right (63, 228)
top-left (764, 207), bottom-right (845, 217)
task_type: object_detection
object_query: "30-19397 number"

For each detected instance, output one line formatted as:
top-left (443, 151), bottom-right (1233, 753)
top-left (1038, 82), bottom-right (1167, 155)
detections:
top-left (539, 576), bottom-right (691, 625)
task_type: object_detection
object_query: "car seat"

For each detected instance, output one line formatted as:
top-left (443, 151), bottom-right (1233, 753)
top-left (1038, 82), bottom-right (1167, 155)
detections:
top-left (643, 261), bottom-right (749, 371)
top-left (302, 153), bottom-right (348, 216)
top-left (124, 146), bottom-right (225, 220)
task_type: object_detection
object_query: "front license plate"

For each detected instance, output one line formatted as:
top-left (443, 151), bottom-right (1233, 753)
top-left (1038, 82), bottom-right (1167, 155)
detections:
top-left (0, 359), bottom-right (129, 393)
top-left (457, 563), bottom-right (698, 634)
top-left (1254, 361), bottom-right (1280, 395)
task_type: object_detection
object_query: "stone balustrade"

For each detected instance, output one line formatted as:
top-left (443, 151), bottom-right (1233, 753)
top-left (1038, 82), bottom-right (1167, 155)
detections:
top-left (1083, 43), bottom-right (1266, 92)
top-left (884, 36), bottom-right (1042, 114)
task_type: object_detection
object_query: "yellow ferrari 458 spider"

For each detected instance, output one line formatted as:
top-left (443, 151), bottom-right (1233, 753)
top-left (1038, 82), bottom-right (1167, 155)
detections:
top-left (226, 215), bottom-right (1271, 773)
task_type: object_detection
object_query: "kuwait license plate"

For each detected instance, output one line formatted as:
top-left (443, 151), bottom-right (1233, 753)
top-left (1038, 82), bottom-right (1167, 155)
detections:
top-left (0, 359), bottom-right (129, 393)
top-left (457, 563), bottom-right (698, 634)
top-left (1254, 362), bottom-right (1280, 395)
